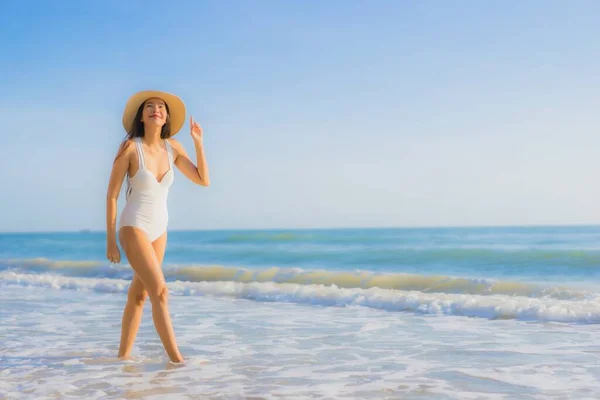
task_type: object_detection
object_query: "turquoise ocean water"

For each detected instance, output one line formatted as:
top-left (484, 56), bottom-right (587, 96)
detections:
top-left (2, 226), bottom-right (600, 398)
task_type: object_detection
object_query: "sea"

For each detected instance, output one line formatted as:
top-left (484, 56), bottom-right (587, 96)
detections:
top-left (1, 226), bottom-right (600, 399)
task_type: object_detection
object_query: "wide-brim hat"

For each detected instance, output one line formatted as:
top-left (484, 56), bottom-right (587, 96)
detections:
top-left (122, 90), bottom-right (186, 136)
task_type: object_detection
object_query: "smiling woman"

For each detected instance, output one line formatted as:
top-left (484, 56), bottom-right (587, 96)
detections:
top-left (105, 90), bottom-right (211, 364)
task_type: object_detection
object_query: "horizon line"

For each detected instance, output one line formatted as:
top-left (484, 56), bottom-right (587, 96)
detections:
top-left (2, 222), bottom-right (600, 235)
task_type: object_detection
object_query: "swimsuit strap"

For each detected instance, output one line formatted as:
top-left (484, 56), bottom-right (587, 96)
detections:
top-left (165, 139), bottom-right (174, 166)
top-left (135, 137), bottom-right (146, 169)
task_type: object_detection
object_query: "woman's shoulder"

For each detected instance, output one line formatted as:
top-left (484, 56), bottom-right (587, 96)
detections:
top-left (119, 138), bottom-right (136, 152)
top-left (113, 138), bottom-right (136, 162)
top-left (166, 137), bottom-right (183, 152)
top-left (167, 137), bottom-right (181, 146)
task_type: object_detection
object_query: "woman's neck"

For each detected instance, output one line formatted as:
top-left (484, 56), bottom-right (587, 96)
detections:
top-left (141, 127), bottom-right (162, 147)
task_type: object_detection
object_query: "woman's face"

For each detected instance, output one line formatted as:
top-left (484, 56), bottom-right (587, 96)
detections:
top-left (141, 97), bottom-right (168, 127)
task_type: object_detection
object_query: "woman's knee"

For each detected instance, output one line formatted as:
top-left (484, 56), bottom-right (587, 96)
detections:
top-left (149, 286), bottom-right (169, 305)
top-left (128, 288), bottom-right (148, 306)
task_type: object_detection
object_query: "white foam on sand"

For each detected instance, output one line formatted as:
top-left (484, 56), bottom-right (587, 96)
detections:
top-left (2, 285), bottom-right (600, 399)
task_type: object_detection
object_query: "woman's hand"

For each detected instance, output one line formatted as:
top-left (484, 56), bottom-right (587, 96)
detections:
top-left (190, 116), bottom-right (203, 143)
top-left (107, 241), bottom-right (121, 264)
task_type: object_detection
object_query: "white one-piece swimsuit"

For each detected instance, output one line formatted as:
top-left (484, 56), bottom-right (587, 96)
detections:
top-left (118, 137), bottom-right (175, 242)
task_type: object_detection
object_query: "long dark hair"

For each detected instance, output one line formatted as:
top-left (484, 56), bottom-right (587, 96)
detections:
top-left (114, 100), bottom-right (172, 202)
top-left (113, 101), bottom-right (171, 162)
top-left (114, 99), bottom-right (172, 162)
top-left (127, 100), bottom-right (172, 139)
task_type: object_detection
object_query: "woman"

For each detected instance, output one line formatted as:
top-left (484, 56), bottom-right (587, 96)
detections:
top-left (105, 90), bottom-right (210, 363)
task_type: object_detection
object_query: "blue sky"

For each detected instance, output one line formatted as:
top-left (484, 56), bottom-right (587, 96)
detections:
top-left (1, 1), bottom-right (599, 232)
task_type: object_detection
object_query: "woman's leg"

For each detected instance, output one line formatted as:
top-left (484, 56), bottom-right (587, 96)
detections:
top-left (118, 227), bottom-right (182, 363)
top-left (117, 232), bottom-right (168, 359)
top-left (117, 273), bottom-right (147, 359)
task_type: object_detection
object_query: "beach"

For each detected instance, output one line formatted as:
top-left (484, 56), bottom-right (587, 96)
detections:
top-left (2, 226), bottom-right (600, 399)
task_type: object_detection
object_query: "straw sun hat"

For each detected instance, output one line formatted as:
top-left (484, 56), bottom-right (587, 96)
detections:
top-left (122, 90), bottom-right (186, 136)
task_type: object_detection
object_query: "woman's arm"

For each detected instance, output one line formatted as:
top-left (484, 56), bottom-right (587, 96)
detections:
top-left (106, 140), bottom-right (133, 262)
top-left (170, 117), bottom-right (210, 186)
